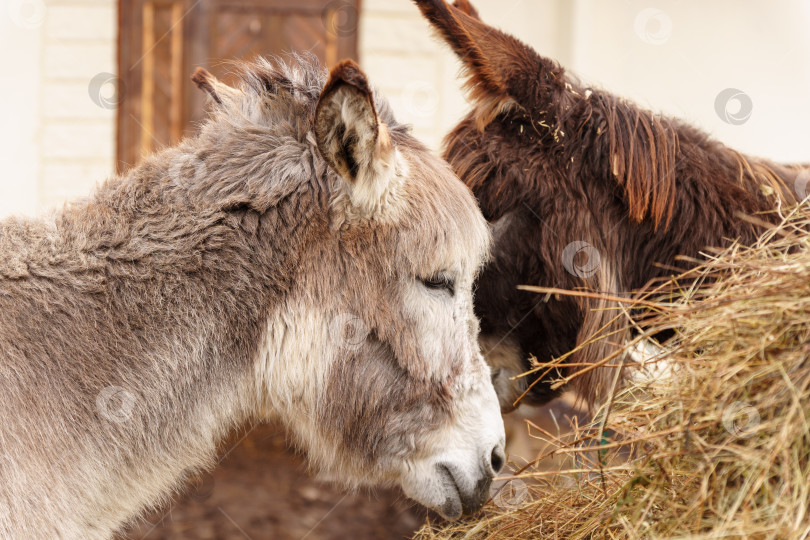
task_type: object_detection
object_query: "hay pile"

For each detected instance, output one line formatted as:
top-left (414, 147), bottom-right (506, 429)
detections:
top-left (417, 204), bottom-right (810, 539)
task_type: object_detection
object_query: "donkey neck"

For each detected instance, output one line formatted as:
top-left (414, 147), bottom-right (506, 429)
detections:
top-left (0, 151), bottom-right (330, 537)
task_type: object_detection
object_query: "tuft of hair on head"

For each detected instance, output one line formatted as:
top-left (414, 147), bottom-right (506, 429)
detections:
top-left (602, 98), bottom-right (679, 231)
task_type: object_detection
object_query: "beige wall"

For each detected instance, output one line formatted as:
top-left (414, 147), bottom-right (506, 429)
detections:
top-left (0, 1), bottom-right (808, 218)
top-left (0, 0), bottom-right (116, 218)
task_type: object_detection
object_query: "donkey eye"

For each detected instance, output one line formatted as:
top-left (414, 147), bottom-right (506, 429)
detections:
top-left (420, 275), bottom-right (455, 295)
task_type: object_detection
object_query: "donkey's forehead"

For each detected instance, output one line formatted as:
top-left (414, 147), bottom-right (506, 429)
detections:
top-left (395, 142), bottom-right (491, 273)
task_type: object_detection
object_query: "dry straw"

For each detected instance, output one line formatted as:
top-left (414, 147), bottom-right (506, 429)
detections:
top-left (417, 203), bottom-right (810, 539)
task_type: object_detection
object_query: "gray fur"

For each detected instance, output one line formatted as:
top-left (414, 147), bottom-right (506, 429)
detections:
top-left (0, 55), bottom-right (503, 538)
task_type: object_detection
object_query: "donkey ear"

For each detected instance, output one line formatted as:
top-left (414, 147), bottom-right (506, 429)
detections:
top-left (452, 0), bottom-right (480, 20)
top-left (413, 0), bottom-right (506, 100)
top-left (413, 0), bottom-right (557, 126)
top-left (315, 60), bottom-right (396, 215)
top-left (191, 67), bottom-right (241, 106)
top-left (191, 68), bottom-right (222, 104)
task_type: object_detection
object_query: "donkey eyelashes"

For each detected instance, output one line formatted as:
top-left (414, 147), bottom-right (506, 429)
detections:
top-left (420, 274), bottom-right (455, 295)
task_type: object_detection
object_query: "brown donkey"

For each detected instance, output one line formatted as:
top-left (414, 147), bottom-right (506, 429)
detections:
top-left (414, 0), bottom-right (806, 410)
top-left (0, 56), bottom-right (505, 538)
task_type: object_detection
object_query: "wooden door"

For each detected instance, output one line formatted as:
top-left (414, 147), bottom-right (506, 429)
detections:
top-left (117, 0), bottom-right (359, 172)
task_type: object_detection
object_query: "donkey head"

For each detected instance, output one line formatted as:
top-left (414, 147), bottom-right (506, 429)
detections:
top-left (415, 0), bottom-right (794, 411)
top-left (193, 58), bottom-right (504, 519)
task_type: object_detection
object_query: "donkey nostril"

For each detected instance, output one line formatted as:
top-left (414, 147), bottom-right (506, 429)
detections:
top-left (490, 446), bottom-right (505, 474)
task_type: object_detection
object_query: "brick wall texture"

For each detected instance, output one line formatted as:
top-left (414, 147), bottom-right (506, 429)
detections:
top-left (38, 0), bottom-right (117, 210)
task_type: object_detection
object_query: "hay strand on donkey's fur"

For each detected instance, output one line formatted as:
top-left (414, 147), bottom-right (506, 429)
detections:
top-left (415, 203), bottom-right (810, 539)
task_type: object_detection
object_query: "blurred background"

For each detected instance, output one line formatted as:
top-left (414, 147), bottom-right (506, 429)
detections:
top-left (1, 0), bottom-right (808, 538)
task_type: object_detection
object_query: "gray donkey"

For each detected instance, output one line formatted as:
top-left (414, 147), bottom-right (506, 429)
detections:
top-left (0, 56), bottom-right (505, 538)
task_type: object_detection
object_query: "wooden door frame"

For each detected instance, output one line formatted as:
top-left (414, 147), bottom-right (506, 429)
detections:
top-left (116, 0), bottom-right (360, 173)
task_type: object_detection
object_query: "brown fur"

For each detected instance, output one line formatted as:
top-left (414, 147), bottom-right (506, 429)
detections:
top-left (414, 0), bottom-right (806, 407)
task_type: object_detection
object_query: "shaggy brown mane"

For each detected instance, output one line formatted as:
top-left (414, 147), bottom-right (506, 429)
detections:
top-left (602, 97), bottom-right (679, 229)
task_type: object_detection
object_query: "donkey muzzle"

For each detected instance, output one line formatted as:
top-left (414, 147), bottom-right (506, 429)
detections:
top-left (435, 442), bottom-right (505, 518)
